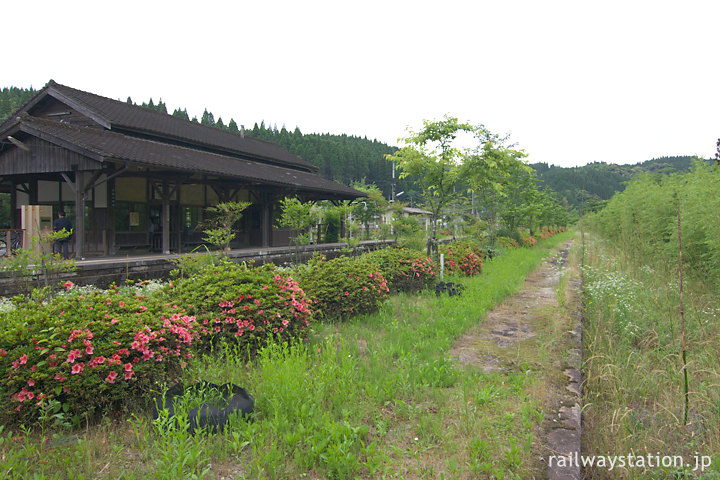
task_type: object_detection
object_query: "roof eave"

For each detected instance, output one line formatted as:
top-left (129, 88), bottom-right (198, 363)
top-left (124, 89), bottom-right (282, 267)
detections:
top-left (46, 86), bottom-right (112, 129)
top-left (14, 122), bottom-right (105, 164)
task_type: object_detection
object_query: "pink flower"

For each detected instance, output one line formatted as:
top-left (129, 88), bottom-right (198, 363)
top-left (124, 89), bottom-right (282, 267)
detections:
top-left (54, 373), bottom-right (66, 382)
top-left (27, 378), bottom-right (35, 387)
top-left (71, 363), bottom-right (84, 374)
top-left (119, 301), bottom-right (125, 308)
top-left (18, 354), bottom-right (28, 365)
top-left (124, 371), bottom-right (135, 380)
top-left (64, 281), bottom-right (74, 290)
top-left (86, 346), bottom-right (94, 355)
top-left (124, 363), bottom-right (133, 372)
top-left (105, 371), bottom-right (118, 383)
top-left (344, 291), bottom-right (349, 296)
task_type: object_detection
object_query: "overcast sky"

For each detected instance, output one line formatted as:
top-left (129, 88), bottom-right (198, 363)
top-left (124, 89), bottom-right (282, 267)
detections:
top-left (5, 0), bottom-right (719, 167)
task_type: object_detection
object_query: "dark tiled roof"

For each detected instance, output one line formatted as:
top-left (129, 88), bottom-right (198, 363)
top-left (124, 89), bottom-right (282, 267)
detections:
top-left (29, 80), bottom-right (319, 173)
top-left (12, 115), bottom-right (364, 199)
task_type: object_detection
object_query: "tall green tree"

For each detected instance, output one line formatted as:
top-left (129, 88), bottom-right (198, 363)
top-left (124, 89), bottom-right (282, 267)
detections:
top-left (349, 181), bottom-right (387, 239)
top-left (202, 201), bottom-right (252, 253)
top-left (200, 109), bottom-right (215, 126)
top-left (172, 108), bottom-right (189, 120)
top-left (276, 197), bottom-right (318, 264)
top-left (387, 115), bottom-right (473, 257)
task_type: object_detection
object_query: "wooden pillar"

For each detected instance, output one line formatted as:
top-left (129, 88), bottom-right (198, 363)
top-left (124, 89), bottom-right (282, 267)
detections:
top-left (176, 184), bottom-right (182, 254)
top-left (261, 198), bottom-right (271, 248)
top-left (29, 179), bottom-right (38, 205)
top-left (162, 180), bottom-right (170, 254)
top-left (106, 177), bottom-right (114, 255)
top-left (10, 182), bottom-right (17, 229)
top-left (74, 171), bottom-right (86, 259)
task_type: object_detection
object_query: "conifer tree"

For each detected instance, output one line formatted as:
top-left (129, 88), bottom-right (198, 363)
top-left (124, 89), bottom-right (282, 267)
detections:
top-left (172, 108), bottom-right (190, 120)
top-left (201, 109), bottom-right (215, 126)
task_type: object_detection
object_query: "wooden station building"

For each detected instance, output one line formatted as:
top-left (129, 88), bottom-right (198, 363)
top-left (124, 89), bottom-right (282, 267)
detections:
top-left (0, 81), bottom-right (364, 258)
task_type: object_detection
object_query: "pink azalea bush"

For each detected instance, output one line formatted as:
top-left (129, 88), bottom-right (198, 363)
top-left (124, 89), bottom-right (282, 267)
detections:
top-left (537, 227), bottom-right (565, 240)
top-left (0, 260), bottom-right (315, 424)
top-left (364, 247), bottom-right (437, 292)
top-left (294, 255), bottom-right (390, 321)
top-left (167, 261), bottom-right (313, 353)
top-left (520, 236), bottom-right (537, 248)
top-left (0, 284), bottom-right (195, 424)
top-left (496, 236), bottom-right (520, 249)
top-left (440, 240), bottom-right (485, 276)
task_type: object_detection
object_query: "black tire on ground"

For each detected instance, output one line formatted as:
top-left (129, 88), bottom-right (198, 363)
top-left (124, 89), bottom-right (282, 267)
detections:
top-left (151, 381), bottom-right (254, 434)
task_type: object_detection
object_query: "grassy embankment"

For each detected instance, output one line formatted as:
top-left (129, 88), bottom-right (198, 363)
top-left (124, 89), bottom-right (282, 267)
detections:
top-left (581, 233), bottom-right (720, 479)
top-left (0, 231), bottom-right (573, 479)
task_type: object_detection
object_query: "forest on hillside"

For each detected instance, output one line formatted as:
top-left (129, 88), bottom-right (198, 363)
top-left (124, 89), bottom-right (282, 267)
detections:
top-left (0, 86), bottom-right (712, 219)
top-left (530, 155), bottom-right (712, 214)
top-left (0, 87), bottom-right (37, 119)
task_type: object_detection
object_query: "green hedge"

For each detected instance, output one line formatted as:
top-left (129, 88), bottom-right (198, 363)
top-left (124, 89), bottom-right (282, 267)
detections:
top-left (0, 283), bottom-right (192, 424)
top-left (167, 261), bottom-right (314, 353)
top-left (293, 255), bottom-right (390, 321)
top-left (0, 260), bottom-right (316, 425)
top-left (439, 240), bottom-right (485, 276)
top-left (363, 247), bottom-right (436, 292)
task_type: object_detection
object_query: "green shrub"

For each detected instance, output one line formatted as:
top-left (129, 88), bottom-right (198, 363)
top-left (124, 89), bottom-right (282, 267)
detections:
top-left (519, 236), bottom-right (537, 248)
top-left (440, 240), bottom-right (485, 276)
top-left (496, 236), bottom-right (519, 249)
top-left (294, 255), bottom-right (389, 321)
top-left (0, 282), bottom-right (193, 424)
top-left (364, 247), bottom-right (436, 292)
top-left (166, 260), bottom-right (313, 354)
top-left (537, 227), bottom-right (564, 240)
top-left (323, 209), bottom-right (341, 244)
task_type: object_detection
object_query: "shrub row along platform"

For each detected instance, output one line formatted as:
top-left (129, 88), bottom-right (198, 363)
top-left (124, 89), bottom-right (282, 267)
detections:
top-left (0, 240), bottom-right (393, 297)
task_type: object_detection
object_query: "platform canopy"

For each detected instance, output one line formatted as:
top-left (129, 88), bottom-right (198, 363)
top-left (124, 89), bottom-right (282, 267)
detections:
top-left (0, 81), bottom-right (365, 257)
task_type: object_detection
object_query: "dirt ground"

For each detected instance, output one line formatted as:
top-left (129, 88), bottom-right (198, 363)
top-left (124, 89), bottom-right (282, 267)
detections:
top-left (450, 240), bottom-right (582, 480)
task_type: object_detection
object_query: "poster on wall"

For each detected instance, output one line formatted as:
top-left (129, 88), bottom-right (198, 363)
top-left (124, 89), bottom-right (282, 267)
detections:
top-left (129, 211), bottom-right (140, 227)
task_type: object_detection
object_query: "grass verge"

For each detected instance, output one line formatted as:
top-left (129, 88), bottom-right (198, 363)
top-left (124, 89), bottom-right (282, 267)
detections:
top-left (581, 234), bottom-right (720, 479)
top-left (0, 231), bottom-right (573, 479)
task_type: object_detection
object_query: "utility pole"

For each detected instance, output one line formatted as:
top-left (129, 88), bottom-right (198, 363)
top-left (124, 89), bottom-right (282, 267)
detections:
top-left (391, 159), bottom-right (396, 202)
